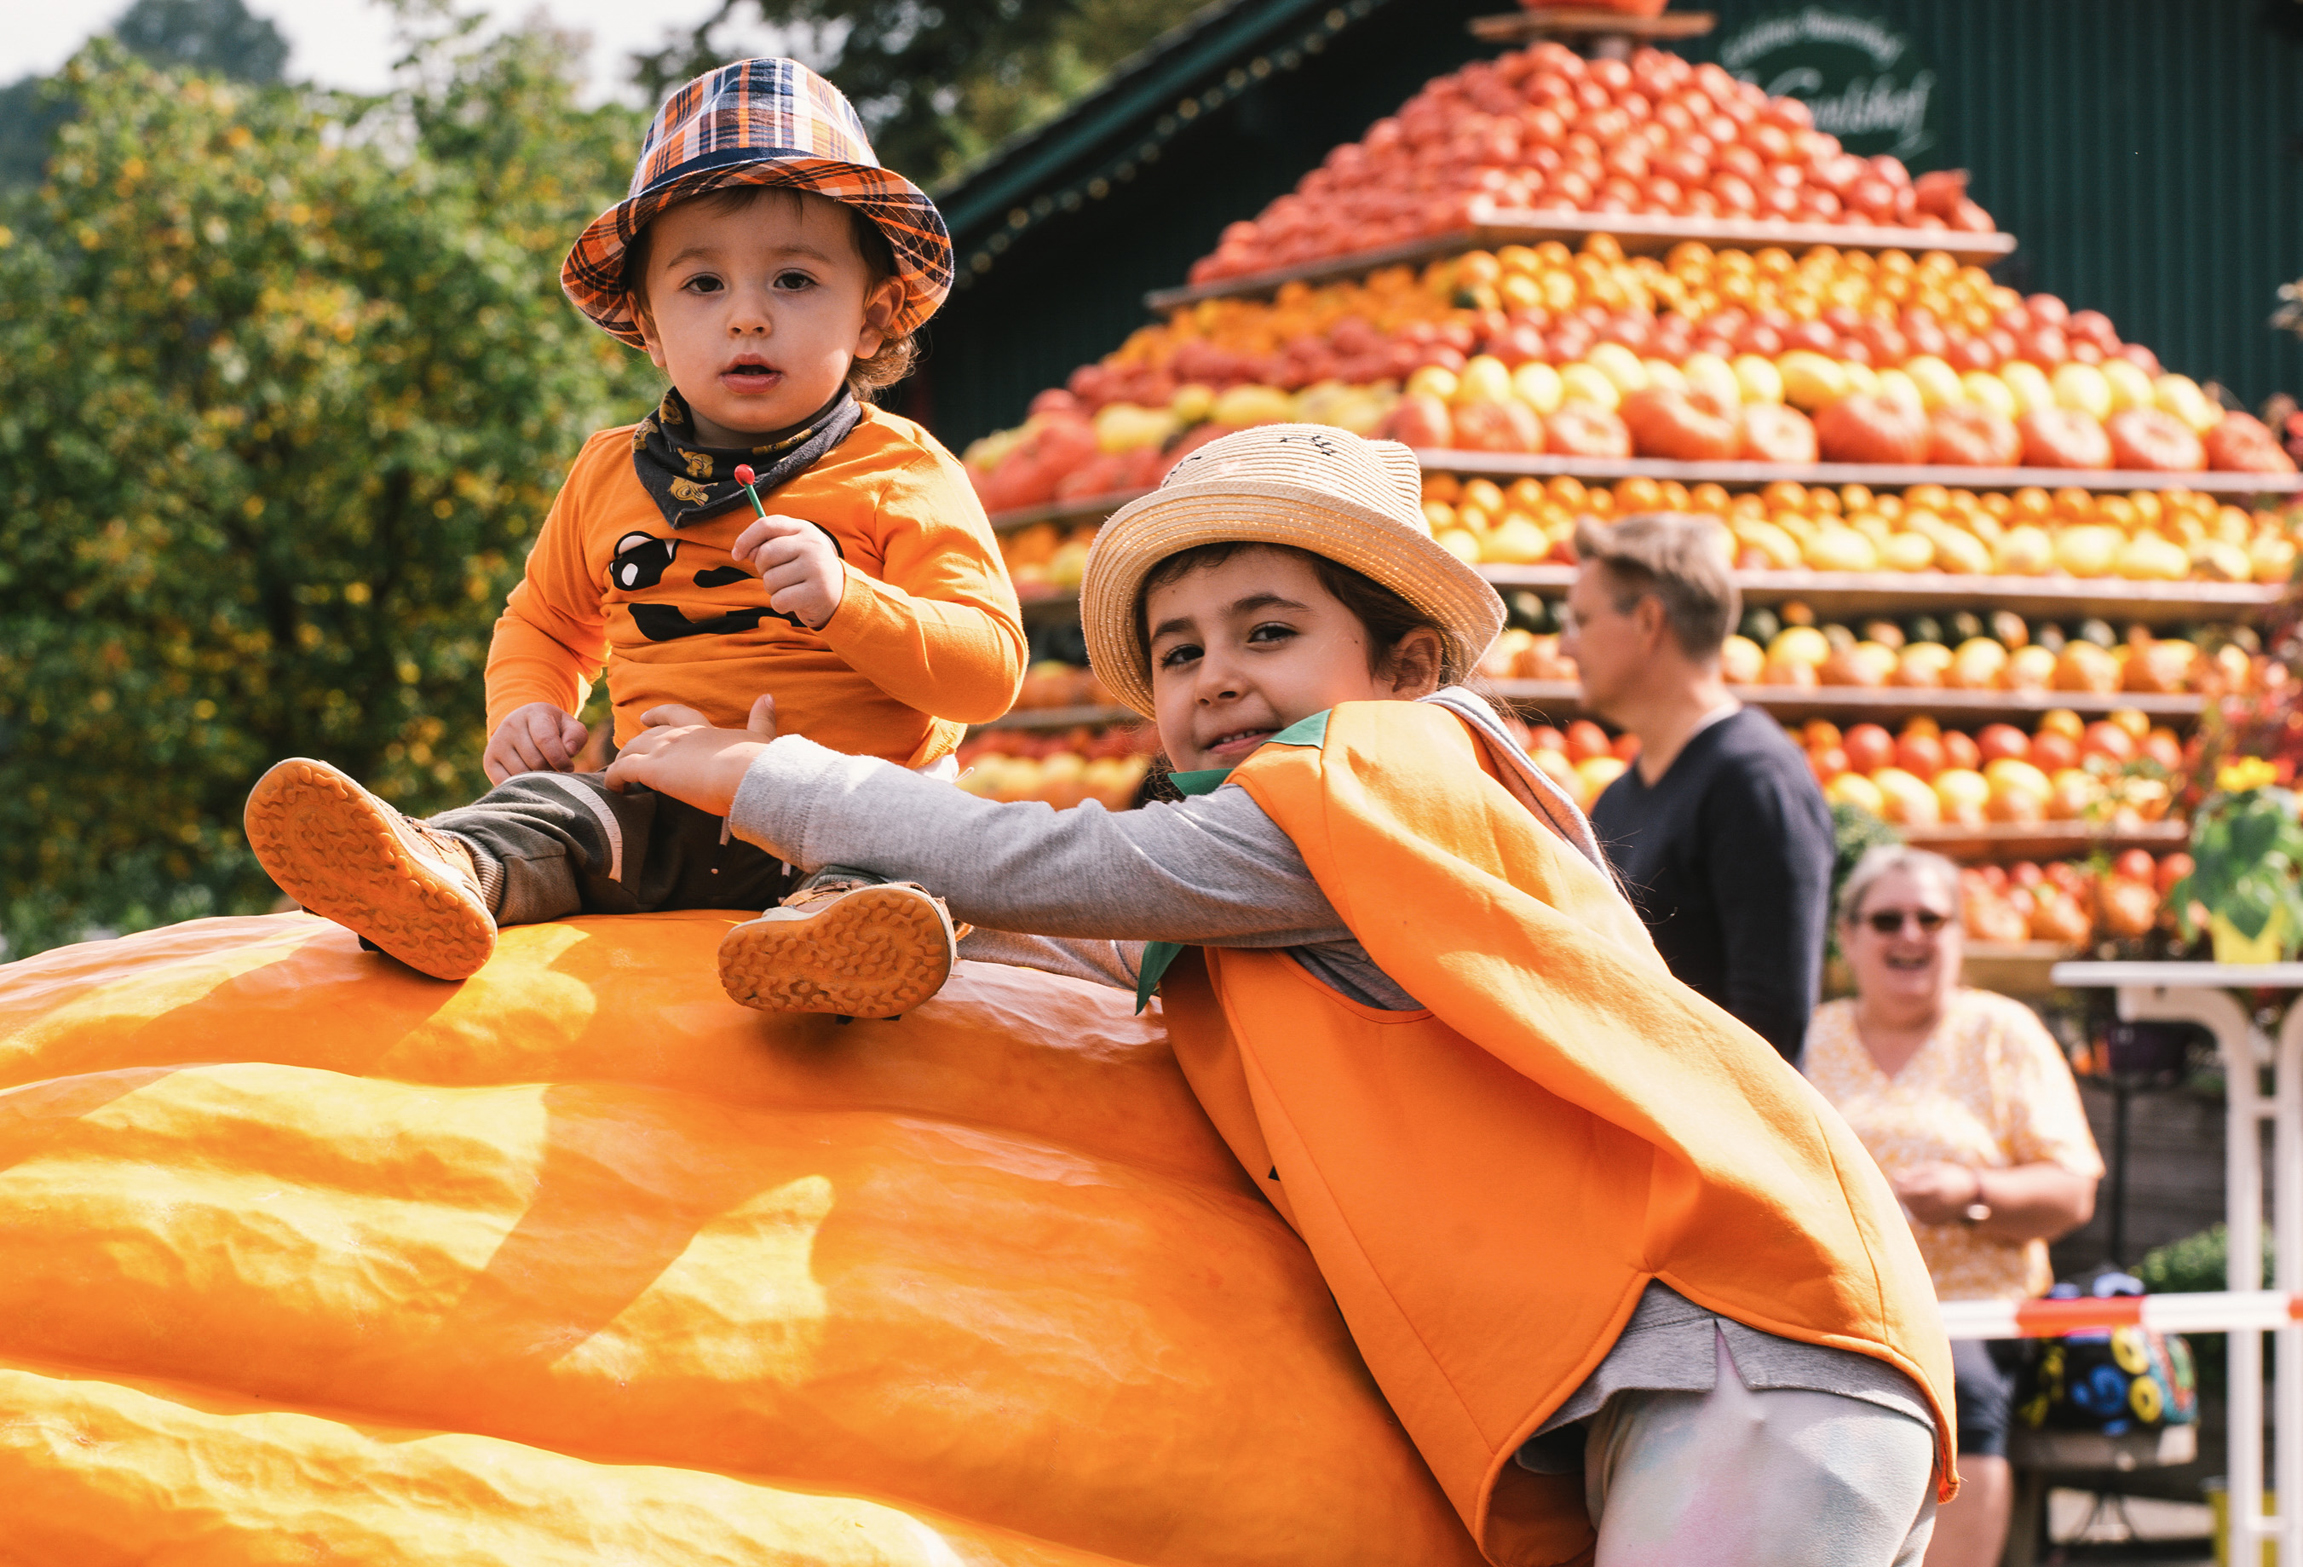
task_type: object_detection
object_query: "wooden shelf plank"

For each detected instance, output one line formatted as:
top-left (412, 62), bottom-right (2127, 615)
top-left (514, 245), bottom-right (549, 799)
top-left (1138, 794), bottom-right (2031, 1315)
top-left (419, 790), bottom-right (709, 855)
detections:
top-left (973, 704), bottom-right (1139, 732)
top-left (1494, 680), bottom-right (2204, 725)
top-left (1145, 208), bottom-right (2016, 312)
top-left (1468, 8), bottom-right (1717, 44)
top-left (1477, 565), bottom-right (2280, 626)
top-left (1961, 941), bottom-right (2082, 996)
top-left (1902, 820), bottom-right (2189, 862)
top-left (1412, 448), bottom-right (2303, 496)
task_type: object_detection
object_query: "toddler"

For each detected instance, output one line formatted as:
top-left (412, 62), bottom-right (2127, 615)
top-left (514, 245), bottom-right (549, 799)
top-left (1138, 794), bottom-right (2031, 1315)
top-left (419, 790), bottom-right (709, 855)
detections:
top-left (246, 58), bottom-right (1021, 1018)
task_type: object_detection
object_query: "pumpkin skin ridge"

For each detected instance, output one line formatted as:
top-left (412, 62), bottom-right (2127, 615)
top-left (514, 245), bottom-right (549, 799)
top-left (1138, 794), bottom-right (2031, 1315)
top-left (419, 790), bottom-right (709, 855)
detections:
top-left (0, 916), bottom-right (1255, 1197)
top-left (0, 920), bottom-right (1485, 1567)
top-left (0, 1356), bottom-right (1161, 1567)
top-left (0, 1068), bottom-right (1441, 1563)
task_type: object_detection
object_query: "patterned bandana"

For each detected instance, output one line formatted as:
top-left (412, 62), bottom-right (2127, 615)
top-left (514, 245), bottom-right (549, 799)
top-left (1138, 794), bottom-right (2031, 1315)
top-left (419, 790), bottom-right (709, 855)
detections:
top-left (629, 386), bottom-right (862, 529)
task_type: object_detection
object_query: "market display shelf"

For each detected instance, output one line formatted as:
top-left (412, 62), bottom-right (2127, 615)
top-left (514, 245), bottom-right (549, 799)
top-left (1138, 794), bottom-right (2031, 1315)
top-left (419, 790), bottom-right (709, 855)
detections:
top-left (1478, 566), bottom-right (2282, 628)
top-left (1494, 680), bottom-right (2204, 726)
top-left (1901, 820), bottom-right (2189, 863)
top-left (1145, 207), bottom-right (2016, 313)
top-left (1467, 8), bottom-right (1719, 46)
top-left (987, 460), bottom-right (2303, 536)
top-left (1023, 573), bottom-right (2278, 629)
top-left (977, 704), bottom-right (1137, 732)
top-left (1959, 941), bottom-right (2083, 997)
top-left (983, 684), bottom-right (2206, 732)
top-left (1415, 449), bottom-right (2303, 497)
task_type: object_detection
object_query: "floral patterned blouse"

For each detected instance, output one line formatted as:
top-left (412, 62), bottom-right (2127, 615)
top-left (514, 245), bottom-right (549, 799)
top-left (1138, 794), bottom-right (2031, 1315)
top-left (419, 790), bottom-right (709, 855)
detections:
top-left (1806, 989), bottom-right (2104, 1302)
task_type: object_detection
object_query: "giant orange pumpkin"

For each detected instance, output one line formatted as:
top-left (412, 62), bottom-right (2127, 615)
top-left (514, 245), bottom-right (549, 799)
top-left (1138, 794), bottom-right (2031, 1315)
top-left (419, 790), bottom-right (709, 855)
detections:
top-left (0, 914), bottom-right (1484, 1565)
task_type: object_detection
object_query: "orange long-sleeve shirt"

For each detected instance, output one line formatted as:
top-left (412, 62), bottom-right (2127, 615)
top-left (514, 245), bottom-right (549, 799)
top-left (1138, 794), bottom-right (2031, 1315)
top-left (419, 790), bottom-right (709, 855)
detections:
top-left (486, 405), bottom-right (1025, 767)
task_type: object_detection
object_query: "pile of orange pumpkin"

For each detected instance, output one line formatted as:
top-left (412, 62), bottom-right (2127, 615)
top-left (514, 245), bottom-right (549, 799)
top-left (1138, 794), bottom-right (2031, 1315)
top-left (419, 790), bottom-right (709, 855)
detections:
top-left (1187, 45), bottom-right (1990, 284)
top-left (964, 236), bottom-right (2293, 510)
top-left (1799, 711), bottom-right (2178, 828)
top-left (1959, 850), bottom-right (2189, 947)
top-left (1416, 471), bottom-right (2299, 581)
top-left (955, 727), bottom-right (1157, 809)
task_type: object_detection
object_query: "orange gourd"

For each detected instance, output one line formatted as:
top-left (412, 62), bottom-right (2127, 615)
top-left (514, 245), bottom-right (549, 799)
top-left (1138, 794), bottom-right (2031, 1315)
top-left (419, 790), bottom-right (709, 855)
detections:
top-left (0, 914), bottom-right (1482, 1566)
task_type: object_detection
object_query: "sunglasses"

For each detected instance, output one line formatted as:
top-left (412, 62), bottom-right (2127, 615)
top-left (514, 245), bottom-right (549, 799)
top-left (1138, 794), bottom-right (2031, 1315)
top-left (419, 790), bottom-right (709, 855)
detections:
top-left (1861, 908), bottom-right (1951, 936)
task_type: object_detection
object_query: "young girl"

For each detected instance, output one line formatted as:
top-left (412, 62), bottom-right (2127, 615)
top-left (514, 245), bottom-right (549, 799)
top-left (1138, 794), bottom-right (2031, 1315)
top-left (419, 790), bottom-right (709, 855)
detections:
top-left (604, 425), bottom-right (1958, 1567)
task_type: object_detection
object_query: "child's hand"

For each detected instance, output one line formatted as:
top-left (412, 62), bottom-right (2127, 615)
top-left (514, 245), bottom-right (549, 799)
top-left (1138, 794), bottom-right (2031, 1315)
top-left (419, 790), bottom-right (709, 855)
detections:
top-left (484, 703), bottom-right (589, 785)
top-left (733, 515), bottom-right (845, 630)
top-left (604, 694), bottom-right (779, 814)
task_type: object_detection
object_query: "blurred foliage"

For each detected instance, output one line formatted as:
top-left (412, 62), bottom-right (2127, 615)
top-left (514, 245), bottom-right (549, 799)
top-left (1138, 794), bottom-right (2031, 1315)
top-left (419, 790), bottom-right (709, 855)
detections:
top-left (0, 22), bottom-right (658, 954)
top-left (0, 0), bottom-right (288, 187)
top-left (632, 0), bottom-right (1211, 187)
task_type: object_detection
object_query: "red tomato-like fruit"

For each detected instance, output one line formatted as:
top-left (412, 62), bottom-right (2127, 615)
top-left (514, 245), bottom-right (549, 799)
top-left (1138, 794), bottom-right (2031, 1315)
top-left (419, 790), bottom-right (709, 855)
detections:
top-left (2104, 409), bottom-right (2205, 472)
top-left (2114, 848), bottom-right (2158, 883)
top-left (1941, 731), bottom-right (1982, 771)
top-left (2028, 732), bottom-right (2080, 774)
top-left (1546, 402), bottom-right (1635, 458)
top-left (1451, 399), bottom-right (1545, 454)
top-left (1566, 718), bottom-right (1614, 762)
top-left (1809, 746), bottom-right (1849, 784)
top-left (1927, 404), bottom-right (2023, 467)
top-left (1611, 732), bottom-right (1644, 762)
top-left (1814, 396), bottom-right (1931, 465)
top-left (1739, 403), bottom-right (1819, 463)
top-left (2205, 412), bottom-right (2301, 474)
top-left (1384, 392), bottom-right (1455, 449)
top-left (2080, 722), bottom-right (2137, 763)
top-left (2156, 852), bottom-right (2194, 896)
top-left (1842, 723), bottom-right (1895, 774)
top-left (1619, 387), bottom-right (1740, 461)
top-left (1894, 733), bottom-right (1945, 781)
top-left (2016, 409), bottom-right (2114, 469)
top-left (1976, 723), bottom-right (2031, 764)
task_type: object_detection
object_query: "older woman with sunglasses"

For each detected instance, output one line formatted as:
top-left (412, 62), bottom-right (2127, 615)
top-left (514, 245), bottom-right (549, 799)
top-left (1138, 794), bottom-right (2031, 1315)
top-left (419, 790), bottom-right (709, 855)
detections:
top-left (1806, 845), bottom-right (2103, 1567)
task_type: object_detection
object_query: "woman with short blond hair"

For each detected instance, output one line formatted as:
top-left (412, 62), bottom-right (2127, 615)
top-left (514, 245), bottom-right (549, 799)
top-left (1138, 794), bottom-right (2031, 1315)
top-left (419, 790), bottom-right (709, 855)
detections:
top-left (1807, 845), bottom-right (2104, 1567)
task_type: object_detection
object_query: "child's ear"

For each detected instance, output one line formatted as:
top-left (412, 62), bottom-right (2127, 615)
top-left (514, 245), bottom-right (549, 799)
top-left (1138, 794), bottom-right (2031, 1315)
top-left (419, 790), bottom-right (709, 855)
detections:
top-left (1387, 627), bottom-right (1445, 698)
top-left (854, 277), bottom-right (903, 359)
top-left (631, 295), bottom-right (670, 372)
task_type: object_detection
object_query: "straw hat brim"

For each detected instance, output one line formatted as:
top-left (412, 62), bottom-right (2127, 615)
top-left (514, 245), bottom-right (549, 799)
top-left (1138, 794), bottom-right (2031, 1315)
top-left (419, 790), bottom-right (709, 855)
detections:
top-left (561, 158), bottom-right (953, 349)
top-left (1081, 477), bottom-right (1506, 718)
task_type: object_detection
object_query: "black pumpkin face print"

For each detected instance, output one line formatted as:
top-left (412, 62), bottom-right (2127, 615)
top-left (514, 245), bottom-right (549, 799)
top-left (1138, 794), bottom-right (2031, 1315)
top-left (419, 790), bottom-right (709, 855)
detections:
top-left (606, 524), bottom-right (844, 643)
top-left (611, 532), bottom-right (681, 591)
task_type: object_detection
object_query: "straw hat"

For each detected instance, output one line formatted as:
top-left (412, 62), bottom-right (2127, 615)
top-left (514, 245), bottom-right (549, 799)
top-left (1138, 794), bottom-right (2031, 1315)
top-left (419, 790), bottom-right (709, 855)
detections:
top-left (1080, 424), bottom-right (1505, 717)
top-left (562, 58), bottom-right (953, 348)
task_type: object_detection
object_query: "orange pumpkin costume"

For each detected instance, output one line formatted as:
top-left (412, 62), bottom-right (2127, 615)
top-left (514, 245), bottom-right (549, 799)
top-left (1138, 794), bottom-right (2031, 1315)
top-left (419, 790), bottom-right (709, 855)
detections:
top-left (1155, 698), bottom-right (1956, 1566)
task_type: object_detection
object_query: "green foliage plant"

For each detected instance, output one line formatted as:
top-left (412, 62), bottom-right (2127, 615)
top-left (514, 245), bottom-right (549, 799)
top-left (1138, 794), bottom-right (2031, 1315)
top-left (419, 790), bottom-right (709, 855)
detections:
top-left (2169, 757), bottom-right (2303, 958)
top-left (0, 20), bottom-right (657, 954)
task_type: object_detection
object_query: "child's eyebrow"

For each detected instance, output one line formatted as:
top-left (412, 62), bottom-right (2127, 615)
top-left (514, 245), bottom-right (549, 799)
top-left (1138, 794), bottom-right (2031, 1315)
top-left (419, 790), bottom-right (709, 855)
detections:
top-left (1228, 593), bottom-right (1310, 616)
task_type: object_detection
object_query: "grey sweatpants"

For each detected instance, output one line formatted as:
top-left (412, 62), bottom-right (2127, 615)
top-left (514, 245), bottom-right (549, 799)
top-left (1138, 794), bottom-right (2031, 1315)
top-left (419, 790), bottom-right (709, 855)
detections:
top-left (431, 771), bottom-right (795, 926)
top-left (1583, 1330), bottom-right (1939, 1566)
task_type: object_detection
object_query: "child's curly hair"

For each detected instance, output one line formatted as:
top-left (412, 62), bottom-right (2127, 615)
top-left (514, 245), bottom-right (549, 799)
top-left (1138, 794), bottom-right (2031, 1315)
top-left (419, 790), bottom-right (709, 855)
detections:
top-left (622, 185), bottom-right (917, 402)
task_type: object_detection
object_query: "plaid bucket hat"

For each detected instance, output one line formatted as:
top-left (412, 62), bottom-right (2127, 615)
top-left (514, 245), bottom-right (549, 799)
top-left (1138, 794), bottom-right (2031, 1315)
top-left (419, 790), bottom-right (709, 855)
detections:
top-left (562, 58), bottom-right (954, 348)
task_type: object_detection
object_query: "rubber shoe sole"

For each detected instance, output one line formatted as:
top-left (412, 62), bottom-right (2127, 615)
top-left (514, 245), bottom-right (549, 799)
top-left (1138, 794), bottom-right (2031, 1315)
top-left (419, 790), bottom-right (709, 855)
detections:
top-left (718, 884), bottom-right (954, 1019)
top-left (244, 758), bottom-right (496, 981)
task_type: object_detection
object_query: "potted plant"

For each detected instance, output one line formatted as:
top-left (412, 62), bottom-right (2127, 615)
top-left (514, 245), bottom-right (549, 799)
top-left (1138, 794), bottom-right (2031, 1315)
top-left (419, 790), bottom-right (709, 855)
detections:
top-left (2170, 757), bottom-right (2303, 963)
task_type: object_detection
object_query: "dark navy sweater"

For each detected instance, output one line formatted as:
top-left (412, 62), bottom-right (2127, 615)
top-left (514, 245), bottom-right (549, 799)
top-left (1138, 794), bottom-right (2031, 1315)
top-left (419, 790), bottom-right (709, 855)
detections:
top-left (1589, 707), bottom-right (1835, 1066)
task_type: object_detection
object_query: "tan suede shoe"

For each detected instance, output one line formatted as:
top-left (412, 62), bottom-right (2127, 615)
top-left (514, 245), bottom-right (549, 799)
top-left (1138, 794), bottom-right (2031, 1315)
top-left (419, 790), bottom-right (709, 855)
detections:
top-left (244, 758), bottom-right (496, 980)
top-left (717, 868), bottom-right (956, 1019)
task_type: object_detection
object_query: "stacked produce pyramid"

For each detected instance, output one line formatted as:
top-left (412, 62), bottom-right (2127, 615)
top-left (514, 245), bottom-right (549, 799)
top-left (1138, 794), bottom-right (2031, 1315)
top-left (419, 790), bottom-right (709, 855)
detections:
top-left (954, 32), bottom-right (2303, 967)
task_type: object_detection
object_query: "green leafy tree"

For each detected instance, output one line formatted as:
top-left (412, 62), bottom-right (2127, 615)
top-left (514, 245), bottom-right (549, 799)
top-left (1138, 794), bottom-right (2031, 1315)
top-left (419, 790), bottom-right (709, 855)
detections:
top-left (1, 0), bottom-right (288, 187)
top-left (634, 0), bottom-right (1208, 186)
top-left (0, 27), bottom-right (657, 953)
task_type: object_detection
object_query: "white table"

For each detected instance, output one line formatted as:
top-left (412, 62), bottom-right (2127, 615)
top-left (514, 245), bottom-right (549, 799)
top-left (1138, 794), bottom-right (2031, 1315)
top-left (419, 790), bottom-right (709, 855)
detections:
top-left (2051, 962), bottom-right (2303, 1563)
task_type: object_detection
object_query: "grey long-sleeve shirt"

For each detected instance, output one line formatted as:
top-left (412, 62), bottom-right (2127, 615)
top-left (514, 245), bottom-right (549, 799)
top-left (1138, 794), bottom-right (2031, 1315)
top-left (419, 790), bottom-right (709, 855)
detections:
top-left (723, 690), bottom-right (1931, 1449)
